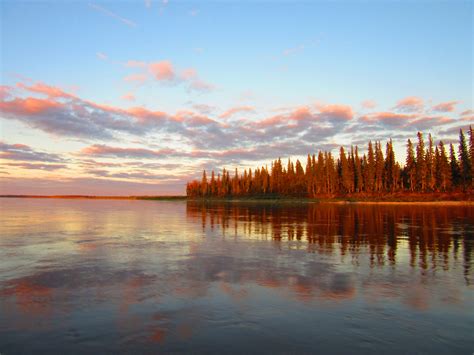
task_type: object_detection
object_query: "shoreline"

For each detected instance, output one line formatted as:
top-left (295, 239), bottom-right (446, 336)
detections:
top-left (1, 194), bottom-right (473, 205)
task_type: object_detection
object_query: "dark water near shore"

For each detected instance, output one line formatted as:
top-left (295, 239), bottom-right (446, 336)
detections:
top-left (0, 199), bottom-right (473, 354)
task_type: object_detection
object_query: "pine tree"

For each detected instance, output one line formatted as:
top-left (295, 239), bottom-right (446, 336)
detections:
top-left (438, 141), bottom-right (452, 191)
top-left (426, 134), bottom-right (435, 191)
top-left (459, 128), bottom-right (472, 189)
top-left (339, 147), bottom-right (352, 193)
top-left (186, 130), bottom-right (467, 198)
top-left (210, 170), bottom-right (217, 196)
top-left (405, 139), bottom-right (416, 191)
top-left (201, 170), bottom-right (208, 196)
top-left (354, 146), bottom-right (362, 192)
top-left (366, 141), bottom-right (376, 192)
top-left (375, 142), bottom-right (384, 192)
top-left (384, 139), bottom-right (396, 191)
top-left (416, 132), bottom-right (427, 191)
top-left (470, 126), bottom-right (474, 188)
top-left (450, 144), bottom-right (461, 187)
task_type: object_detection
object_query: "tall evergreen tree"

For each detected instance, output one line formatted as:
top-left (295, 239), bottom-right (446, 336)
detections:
top-left (438, 141), bottom-right (452, 191)
top-left (450, 144), bottom-right (461, 187)
top-left (470, 126), bottom-right (474, 188)
top-left (426, 134), bottom-right (435, 191)
top-left (416, 132), bottom-right (427, 191)
top-left (458, 128), bottom-right (472, 189)
top-left (375, 142), bottom-right (384, 192)
top-left (405, 139), bottom-right (416, 191)
top-left (366, 141), bottom-right (376, 192)
top-left (201, 170), bottom-right (208, 196)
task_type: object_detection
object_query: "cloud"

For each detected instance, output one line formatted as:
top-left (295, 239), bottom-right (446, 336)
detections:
top-left (81, 144), bottom-right (176, 159)
top-left (394, 96), bottom-right (424, 112)
top-left (460, 109), bottom-right (473, 116)
top-left (432, 101), bottom-right (459, 112)
top-left (409, 116), bottom-right (452, 130)
top-left (5, 162), bottom-right (67, 171)
top-left (89, 3), bottom-right (137, 27)
top-left (188, 79), bottom-right (214, 93)
top-left (0, 176), bottom-right (183, 195)
top-left (17, 82), bottom-right (73, 99)
top-left (0, 142), bottom-right (64, 163)
top-left (316, 104), bottom-right (354, 121)
top-left (190, 103), bottom-right (216, 115)
top-left (149, 61), bottom-right (175, 81)
top-left (361, 100), bottom-right (376, 109)
top-left (124, 60), bottom-right (214, 92)
top-left (360, 112), bottom-right (418, 127)
top-left (121, 93), bottom-right (135, 101)
top-left (124, 73), bottom-right (148, 83)
top-left (3, 79), bottom-right (467, 181)
top-left (282, 38), bottom-right (320, 57)
top-left (219, 106), bottom-right (255, 119)
top-left (96, 52), bottom-right (108, 61)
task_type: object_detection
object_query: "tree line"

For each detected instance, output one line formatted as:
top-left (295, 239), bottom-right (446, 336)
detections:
top-left (186, 127), bottom-right (474, 197)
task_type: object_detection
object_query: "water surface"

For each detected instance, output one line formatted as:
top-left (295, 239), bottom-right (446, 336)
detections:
top-left (0, 199), bottom-right (473, 353)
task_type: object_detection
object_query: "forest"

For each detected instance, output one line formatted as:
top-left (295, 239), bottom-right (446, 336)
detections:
top-left (186, 127), bottom-right (473, 198)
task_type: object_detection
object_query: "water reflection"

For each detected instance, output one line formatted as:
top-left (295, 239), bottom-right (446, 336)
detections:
top-left (187, 202), bottom-right (474, 284)
top-left (0, 199), bottom-right (473, 353)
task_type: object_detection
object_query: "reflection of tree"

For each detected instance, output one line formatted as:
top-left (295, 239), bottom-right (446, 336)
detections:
top-left (187, 202), bottom-right (474, 284)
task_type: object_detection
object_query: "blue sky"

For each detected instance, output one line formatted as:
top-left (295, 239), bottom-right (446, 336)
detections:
top-left (0, 0), bottom-right (472, 194)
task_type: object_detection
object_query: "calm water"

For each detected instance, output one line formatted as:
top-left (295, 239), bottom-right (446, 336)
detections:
top-left (0, 199), bottom-right (473, 354)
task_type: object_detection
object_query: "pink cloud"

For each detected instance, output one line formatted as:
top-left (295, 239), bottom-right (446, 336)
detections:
top-left (0, 97), bottom-right (61, 115)
top-left (5, 162), bottom-right (67, 171)
top-left (188, 79), bottom-right (214, 92)
top-left (126, 60), bottom-right (147, 68)
top-left (124, 73), bottom-right (147, 83)
top-left (124, 60), bottom-right (214, 92)
top-left (121, 93), bottom-right (135, 101)
top-left (409, 116), bottom-right (452, 130)
top-left (148, 61), bottom-right (175, 81)
top-left (360, 111), bottom-right (418, 126)
top-left (219, 106), bottom-right (255, 119)
top-left (432, 101), bottom-right (459, 112)
top-left (17, 82), bottom-right (73, 99)
top-left (126, 106), bottom-right (171, 123)
top-left (460, 109), bottom-right (473, 116)
top-left (0, 85), bottom-right (12, 100)
top-left (0, 141), bottom-right (63, 163)
top-left (361, 100), bottom-right (376, 109)
top-left (81, 144), bottom-right (175, 158)
top-left (394, 96), bottom-right (424, 112)
top-left (316, 104), bottom-right (354, 121)
top-left (181, 68), bottom-right (197, 80)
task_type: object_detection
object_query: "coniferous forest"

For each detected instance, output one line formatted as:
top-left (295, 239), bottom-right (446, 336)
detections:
top-left (186, 127), bottom-right (474, 198)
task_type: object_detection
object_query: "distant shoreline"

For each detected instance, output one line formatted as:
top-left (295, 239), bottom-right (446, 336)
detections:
top-left (0, 195), bottom-right (187, 200)
top-left (1, 193), bottom-right (473, 205)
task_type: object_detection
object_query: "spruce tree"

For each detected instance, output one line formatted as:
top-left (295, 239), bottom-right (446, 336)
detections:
top-left (450, 144), bottom-right (461, 188)
top-left (458, 128), bottom-right (472, 189)
top-left (405, 139), bottom-right (416, 191)
top-left (416, 132), bottom-right (427, 191)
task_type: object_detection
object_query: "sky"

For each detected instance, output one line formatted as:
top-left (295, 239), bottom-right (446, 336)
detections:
top-left (0, 0), bottom-right (473, 195)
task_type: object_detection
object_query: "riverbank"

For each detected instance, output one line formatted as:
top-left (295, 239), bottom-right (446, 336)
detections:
top-left (187, 192), bottom-right (474, 204)
top-left (1, 192), bottom-right (472, 204)
top-left (0, 195), bottom-right (187, 200)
